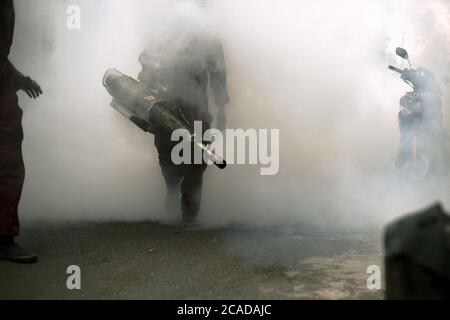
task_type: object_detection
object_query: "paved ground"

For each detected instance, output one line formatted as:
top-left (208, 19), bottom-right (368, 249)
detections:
top-left (0, 222), bottom-right (384, 299)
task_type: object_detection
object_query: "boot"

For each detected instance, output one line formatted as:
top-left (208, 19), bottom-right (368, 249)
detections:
top-left (182, 209), bottom-right (202, 231)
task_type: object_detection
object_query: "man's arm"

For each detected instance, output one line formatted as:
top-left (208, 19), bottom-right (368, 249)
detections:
top-left (207, 39), bottom-right (230, 131)
top-left (138, 47), bottom-right (160, 86)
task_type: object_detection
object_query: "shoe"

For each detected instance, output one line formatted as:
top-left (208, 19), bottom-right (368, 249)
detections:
top-left (0, 243), bottom-right (38, 264)
top-left (183, 221), bottom-right (203, 231)
top-left (182, 213), bottom-right (202, 231)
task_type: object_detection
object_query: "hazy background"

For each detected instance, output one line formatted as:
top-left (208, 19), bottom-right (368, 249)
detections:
top-left (10, 0), bottom-right (450, 230)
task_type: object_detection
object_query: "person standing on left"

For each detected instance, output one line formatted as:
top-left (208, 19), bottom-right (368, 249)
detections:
top-left (0, 0), bottom-right (42, 263)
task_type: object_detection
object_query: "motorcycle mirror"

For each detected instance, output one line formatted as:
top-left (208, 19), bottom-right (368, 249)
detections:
top-left (396, 47), bottom-right (409, 60)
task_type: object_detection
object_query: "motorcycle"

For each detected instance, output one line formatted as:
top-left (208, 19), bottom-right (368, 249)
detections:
top-left (389, 47), bottom-right (450, 183)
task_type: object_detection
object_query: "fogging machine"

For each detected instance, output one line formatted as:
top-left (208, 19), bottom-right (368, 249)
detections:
top-left (102, 69), bottom-right (226, 169)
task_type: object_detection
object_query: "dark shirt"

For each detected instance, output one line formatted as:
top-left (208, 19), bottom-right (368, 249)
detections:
top-left (0, 0), bottom-right (15, 95)
top-left (138, 36), bottom-right (229, 124)
top-left (0, 0), bottom-right (22, 144)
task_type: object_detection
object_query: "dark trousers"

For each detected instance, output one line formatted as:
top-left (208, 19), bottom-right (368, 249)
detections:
top-left (154, 126), bottom-right (207, 221)
top-left (0, 91), bottom-right (24, 237)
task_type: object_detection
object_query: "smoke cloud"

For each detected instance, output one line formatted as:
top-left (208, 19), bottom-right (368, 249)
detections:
top-left (10, 0), bottom-right (450, 229)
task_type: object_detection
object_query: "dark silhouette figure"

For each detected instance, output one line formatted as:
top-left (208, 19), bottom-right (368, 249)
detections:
top-left (0, 0), bottom-right (42, 263)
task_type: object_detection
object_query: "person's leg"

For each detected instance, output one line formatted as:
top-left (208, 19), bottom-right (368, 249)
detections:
top-left (0, 142), bottom-right (23, 238)
top-left (0, 100), bottom-right (23, 239)
top-left (0, 100), bottom-right (37, 263)
top-left (161, 164), bottom-right (183, 216)
top-left (0, 93), bottom-right (22, 233)
top-left (154, 129), bottom-right (183, 216)
top-left (180, 164), bottom-right (206, 224)
top-left (178, 114), bottom-right (210, 226)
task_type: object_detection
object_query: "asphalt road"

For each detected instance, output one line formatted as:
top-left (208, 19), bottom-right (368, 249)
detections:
top-left (0, 222), bottom-right (384, 299)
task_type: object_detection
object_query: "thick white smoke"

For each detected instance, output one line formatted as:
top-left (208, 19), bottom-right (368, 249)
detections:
top-left (10, 0), bottom-right (450, 229)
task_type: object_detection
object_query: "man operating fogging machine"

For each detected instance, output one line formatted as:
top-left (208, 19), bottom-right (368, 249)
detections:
top-left (103, 35), bottom-right (229, 228)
